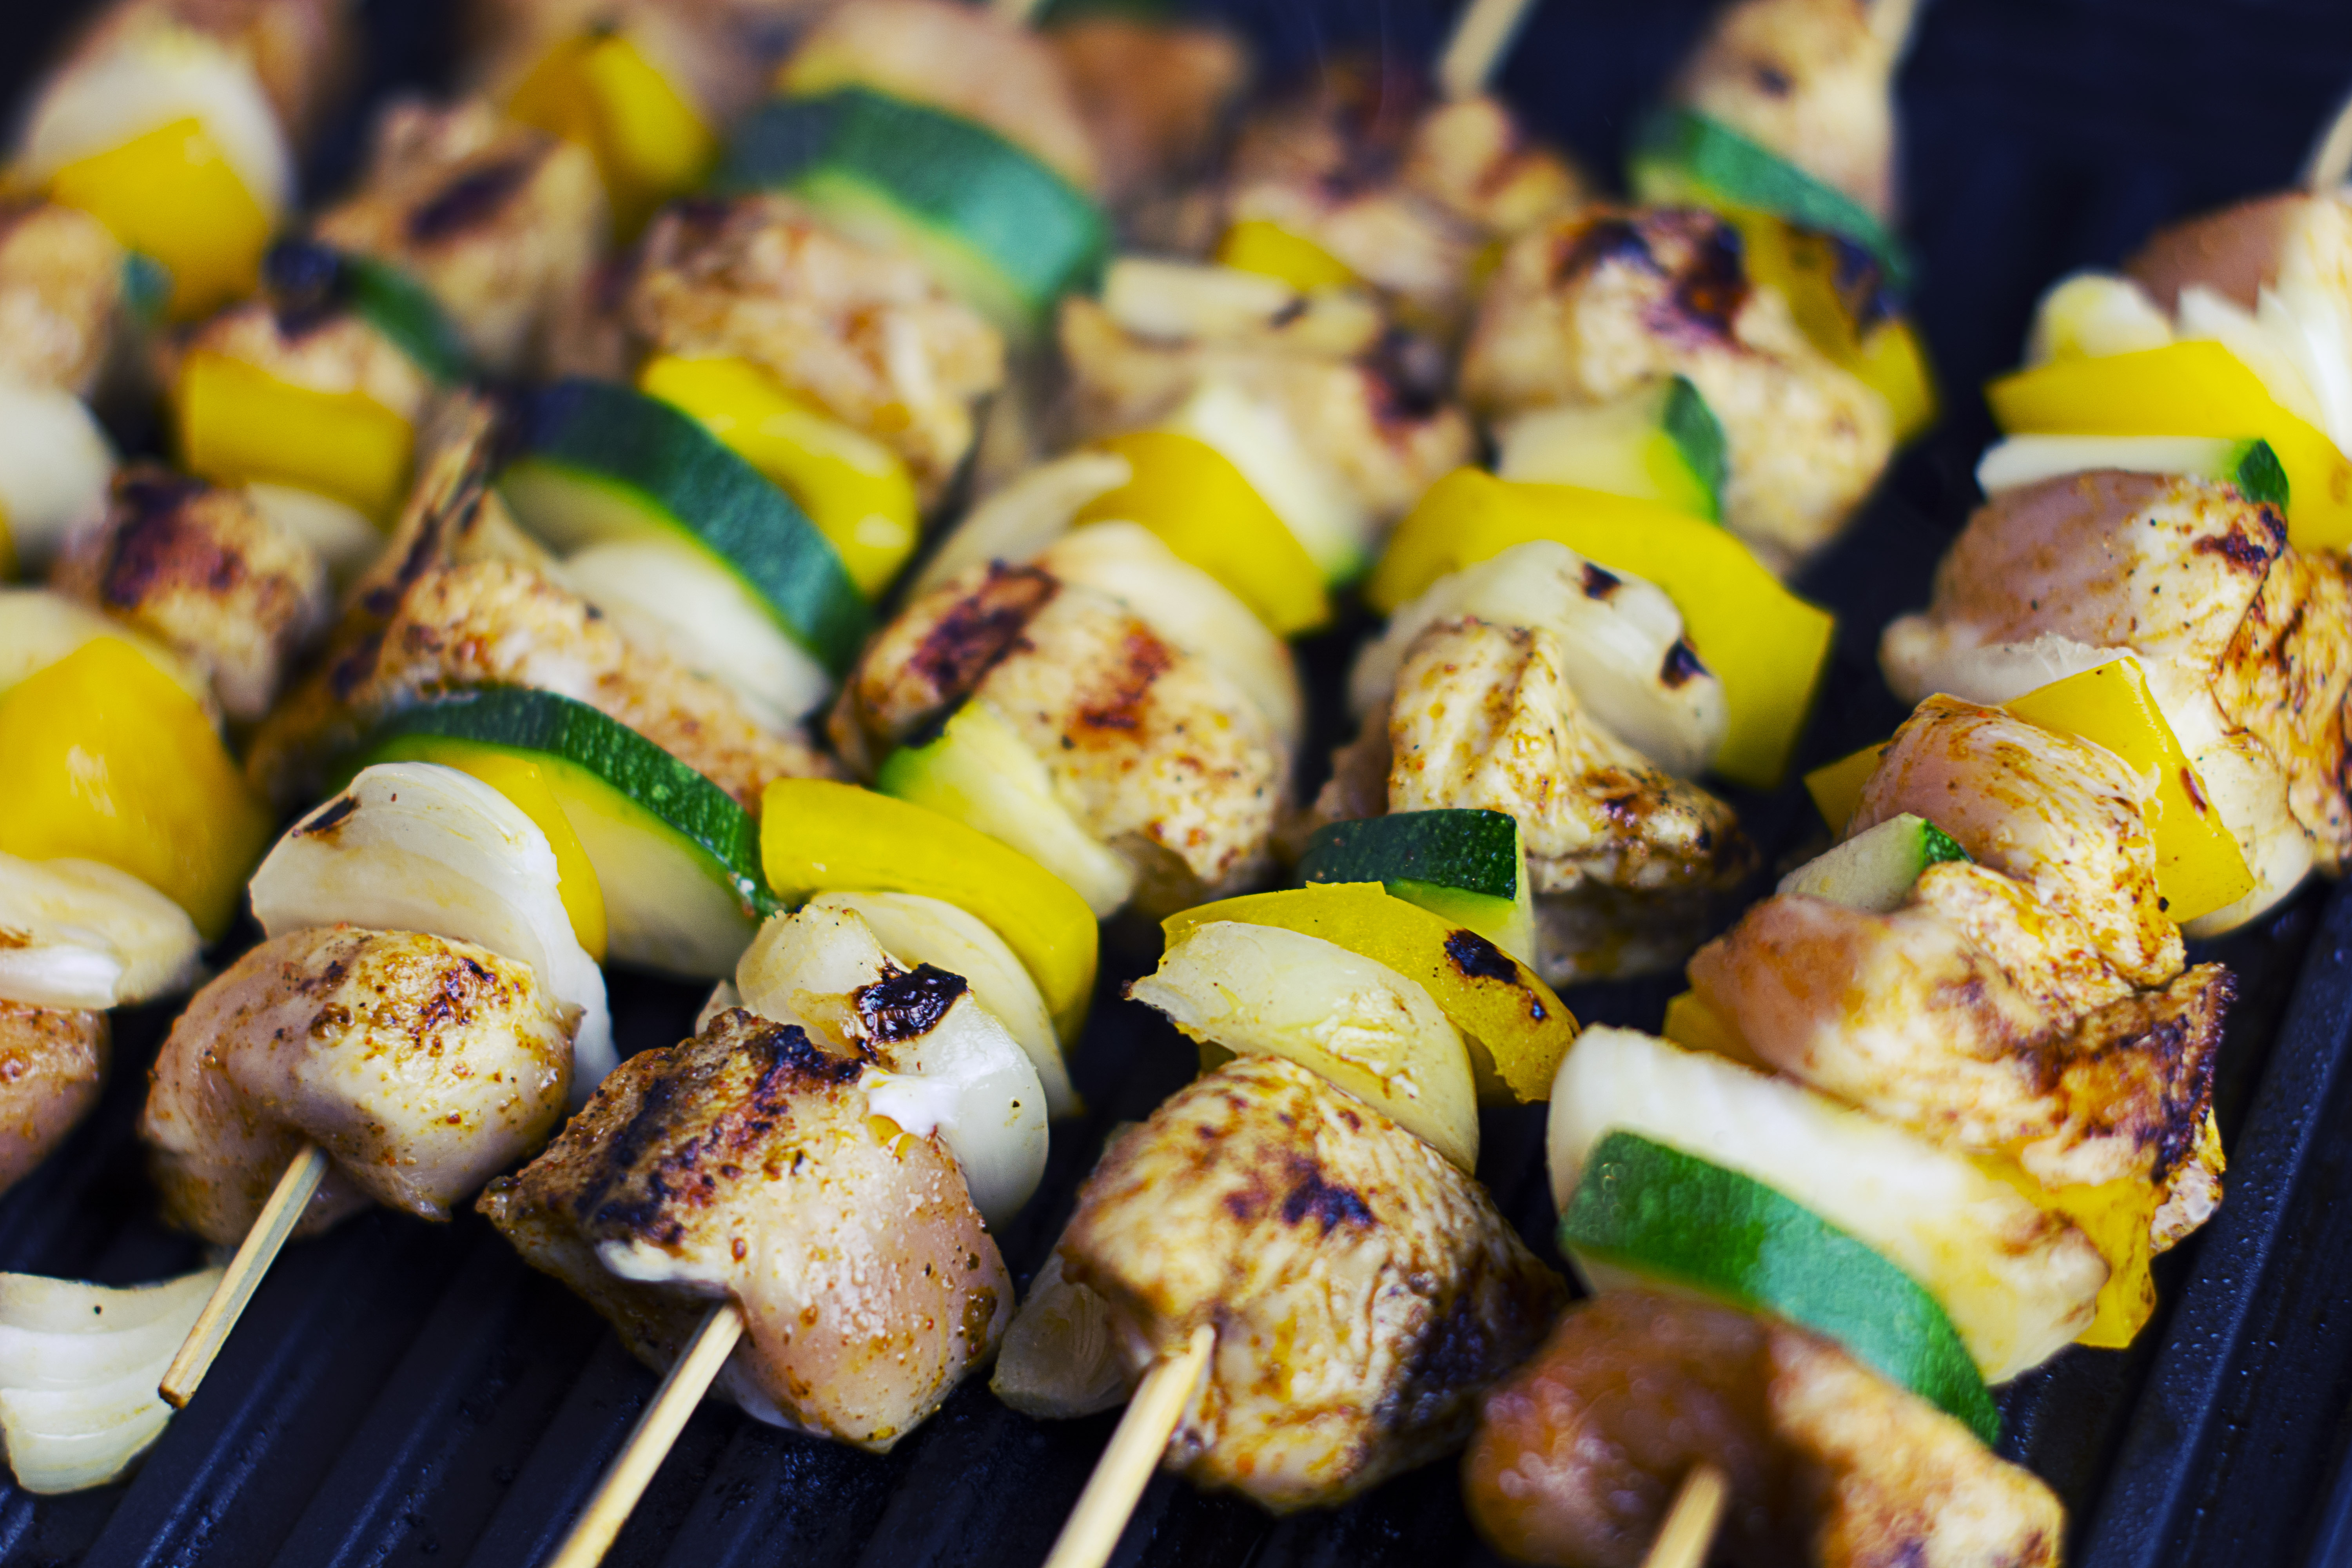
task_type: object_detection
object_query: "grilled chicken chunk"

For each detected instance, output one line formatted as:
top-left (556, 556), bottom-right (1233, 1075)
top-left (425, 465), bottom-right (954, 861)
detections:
top-left (175, 287), bottom-right (435, 430)
top-left (1463, 205), bottom-right (1894, 570)
top-left (1308, 617), bottom-right (1749, 984)
top-left (479, 1006), bottom-right (1011, 1451)
top-left (1205, 60), bottom-right (1585, 332)
top-left (0, 1001), bottom-right (107, 1196)
top-left (616, 194), bottom-right (1005, 507)
top-left (1880, 471), bottom-right (2352, 918)
top-left (834, 561), bottom-right (1285, 911)
top-left (1057, 1054), bottom-right (1565, 1512)
top-left (51, 466), bottom-right (328, 722)
top-left (1465, 1292), bottom-right (2063, 1568)
top-left (1663, 0), bottom-right (1911, 224)
top-left (1047, 16), bottom-right (1249, 207)
top-left (2125, 188), bottom-right (2352, 317)
top-left (141, 925), bottom-right (574, 1247)
top-left (0, 203), bottom-right (125, 399)
top-left (314, 98), bottom-right (606, 376)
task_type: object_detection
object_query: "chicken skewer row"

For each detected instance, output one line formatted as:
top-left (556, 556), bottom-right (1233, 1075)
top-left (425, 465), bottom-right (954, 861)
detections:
top-left (1463, 668), bottom-right (2259, 1566)
top-left (486, 775), bottom-right (1098, 1567)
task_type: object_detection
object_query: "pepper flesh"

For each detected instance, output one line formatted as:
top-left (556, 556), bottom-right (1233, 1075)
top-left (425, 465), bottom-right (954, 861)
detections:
top-left (174, 350), bottom-right (414, 523)
top-left (48, 117), bottom-right (271, 319)
top-left (1214, 219), bottom-right (1359, 293)
top-left (507, 31), bottom-right (716, 237)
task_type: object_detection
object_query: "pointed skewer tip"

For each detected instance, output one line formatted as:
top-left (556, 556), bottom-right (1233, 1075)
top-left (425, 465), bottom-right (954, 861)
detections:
top-left (1640, 1463), bottom-right (1730, 1568)
top-left (157, 1142), bottom-right (329, 1410)
top-left (1040, 1324), bottom-right (1216, 1568)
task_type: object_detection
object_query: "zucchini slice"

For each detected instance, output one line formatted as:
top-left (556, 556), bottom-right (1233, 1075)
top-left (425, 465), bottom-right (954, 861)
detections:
top-left (1975, 434), bottom-right (2287, 508)
top-left (501, 379), bottom-right (868, 677)
top-left (261, 239), bottom-right (472, 385)
top-left (1299, 810), bottom-right (1535, 967)
top-left (1496, 376), bottom-right (1727, 522)
top-left (1562, 1129), bottom-right (1998, 1443)
top-left (354, 688), bottom-right (773, 977)
top-left (720, 87), bottom-right (1109, 336)
top-left (1778, 812), bottom-right (1968, 913)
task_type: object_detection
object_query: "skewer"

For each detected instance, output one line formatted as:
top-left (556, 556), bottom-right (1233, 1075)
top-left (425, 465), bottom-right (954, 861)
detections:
top-left (545, 1301), bottom-right (748, 1568)
top-left (1639, 1463), bottom-right (1728, 1568)
top-left (1437, 0), bottom-right (1542, 101)
top-left (1040, 1324), bottom-right (1215, 1568)
top-left (2304, 84), bottom-right (2352, 192)
top-left (158, 1142), bottom-right (328, 1408)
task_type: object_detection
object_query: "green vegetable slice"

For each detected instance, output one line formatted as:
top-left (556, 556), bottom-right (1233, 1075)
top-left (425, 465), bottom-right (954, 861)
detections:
top-left (720, 87), bottom-right (1109, 336)
top-left (1777, 811), bottom-right (1969, 913)
top-left (1562, 1129), bottom-right (2000, 1443)
top-left (353, 687), bottom-right (776, 977)
top-left (261, 240), bottom-right (472, 384)
top-left (501, 379), bottom-right (869, 675)
top-left (1298, 810), bottom-right (1535, 966)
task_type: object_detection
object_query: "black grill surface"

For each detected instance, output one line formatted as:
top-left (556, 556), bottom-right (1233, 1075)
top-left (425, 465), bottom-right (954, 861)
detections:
top-left (5, 2), bottom-right (2352, 1565)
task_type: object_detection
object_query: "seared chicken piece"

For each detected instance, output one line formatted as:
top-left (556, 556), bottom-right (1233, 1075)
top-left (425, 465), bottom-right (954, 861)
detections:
top-left (780, 0), bottom-right (1102, 194)
top-left (1465, 1292), bottom-right (2063, 1568)
top-left (478, 1006), bottom-right (1011, 1451)
top-left (1047, 16), bottom-right (1249, 207)
top-left (0, 1000), bottom-right (107, 1195)
top-left (1307, 617), bottom-right (1749, 984)
top-left (175, 251), bottom-right (437, 426)
top-left (1853, 695), bottom-right (2183, 988)
top-left (619, 194), bottom-right (1005, 507)
top-left (2125, 188), bottom-right (2352, 318)
top-left (0, 203), bottom-right (125, 399)
top-left (1882, 470), bottom-right (2352, 926)
top-left (141, 925), bottom-right (574, 1247)
top-left (834, 561), bottom-right (1286, 911)
top-left (1663, 0), bottom-right (1911, 224)
top-left (1058, 1054), bottom-right (1565, 1512)
top-left (51, 466), bottom-right (328, 723)
top-left (313, 98), bottom-right (606, 376)
top-left (1463, 205), bottom-right (1895, 570)
top-left (1058, 281), bottom-right (1476, 532)
top-left (1209, 60), bottom-right (1585, 332)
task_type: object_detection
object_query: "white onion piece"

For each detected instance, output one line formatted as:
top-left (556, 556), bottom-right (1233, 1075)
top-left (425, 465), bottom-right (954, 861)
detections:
top-left (804, 890), bottom-right (1073, 1118)
top-left (989, 1250), bottom-right (1130, 1418)
top-left (2178, 285), bottom-right (2328, 432)
top-left (0, 590), bottom-right (209, 712)
top-left (1351, 539), bottom-right (1727, 778)
top-left (1162, 379), bottom-right (1369, 581)
top-left (244, 483), bottom-right (383, 589)
top-left (249, 762), bottom-right (615, 1097)
top-left (737, 907), bottom-right (1048, 1225)
top-left (562, 538), bottom-right (833, 731)
top-left (17, 24), bottom-right (292, 214)
top-left (2024, 272), bottom-right (2173, 365)
top-left (0, 382), bottom-right (112, 570)
top-left (0, 1267), bottom-right (221, 1494)
top-left (1039, 521), bottom-right (1303, 749)
top-left (0, 853), bottom-right (200, 1008)
top-left (914, 451), bottom-right (1131, 597)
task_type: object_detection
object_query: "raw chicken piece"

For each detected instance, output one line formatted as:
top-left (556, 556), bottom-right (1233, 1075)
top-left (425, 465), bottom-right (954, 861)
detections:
top-left (0, 1000), bottom-right (107, 1196)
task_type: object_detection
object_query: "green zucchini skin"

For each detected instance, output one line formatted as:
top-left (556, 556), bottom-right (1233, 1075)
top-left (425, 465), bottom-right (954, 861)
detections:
top-left (1562, 1129), bottom-right (2000, 1444)
top-left (1300, 810), bottom-right (1521, 901)
top-left (262, 239), bottom-right (472, 383)
top-left (507, 379), bottom-right (869, 675)
top-left (1661, 374), bottom-right (1729, 512)
top-left (719, 86), bottom-right (1110, 330)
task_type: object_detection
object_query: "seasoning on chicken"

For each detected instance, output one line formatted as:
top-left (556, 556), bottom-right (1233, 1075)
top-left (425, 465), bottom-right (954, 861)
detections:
top-left (0, 203), bottom-right (126, 401)
top-left (0, 1001), bottom-right (107, 1194)
top-left (1046, 15), bottom-right (1249, 209)
top-left (1463, 1291), bottom-right (2063, 1568)
top-left (1463, 205), bottom-right (1895, 572)
top-left (609, 194), bottom-right (1006, 506)
top-left (1881, 471), bottom-right (2352, 931)
top-left (140, 924), bottom-right (574, 1247)
top-left (313, 97), bottom-right (607, 376)
top-left (1053, 1053), bottom-right (1565, 1512)
top-left (51, 466), bottom-right (328, 723)
top-left (478, 1004), bottom-right (1013, 1451)
top-left (173, 252), bottom-right (439, 435)
top-left (831, 560), bottom-right (1287, 913)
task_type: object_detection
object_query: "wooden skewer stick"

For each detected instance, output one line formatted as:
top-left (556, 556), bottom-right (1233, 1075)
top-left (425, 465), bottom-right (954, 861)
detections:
top-left (2305, 85), bottom-right (2352, 193)
top-left (1437, 0), bottom-right (1543, 101)
top-left (545, 1301), bottom-right (747, 1568)
top-left (1640, 1463), bottom-right (1729, 1568)
top-left (1039, 1324), bottom-right (1215, 1568)
top-left (158, 1141), bottom-right (329, 1409)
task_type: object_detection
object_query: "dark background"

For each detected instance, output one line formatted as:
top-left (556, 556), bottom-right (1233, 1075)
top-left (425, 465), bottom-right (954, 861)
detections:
top-left (7, 1), bottom-right (2352, 1564)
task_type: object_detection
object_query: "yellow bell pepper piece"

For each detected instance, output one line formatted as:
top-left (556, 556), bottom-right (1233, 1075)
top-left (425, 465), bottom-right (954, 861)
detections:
top-left (1988, 340), bottom-right (2352, 550)
top-left (1804, 741), bottom-right (1887, 833)
top-left (1726, 209), bottom-right (1937, 443)
top-left (760, 778), bottom-right (1098, 1046)
top-left (635, 355), bottom-right (917, 599)
top-left (1372, 469), bottom-right (1835, 788)
top-left (508, 30), bottom-right (716, 237)
top-left (0, 638), bottom-right (270, 938)
top-left (1975, 1152), bottom-right (2162, 1349)
top-left (175, 350), bottom-right (414, 523)
top-left (48, 117), bottom-right (272, 319)
top-left (1076, 429), bottom-right (1331, 635)
top-left (2003, 657), bottom-right (2253, 924)
top-left (426, 748), bottom-right (608, 962)
top-left (1215, 219), bottom-right (1358, 293)
top-left (1163, 882), bottom-right (1578, 1105)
